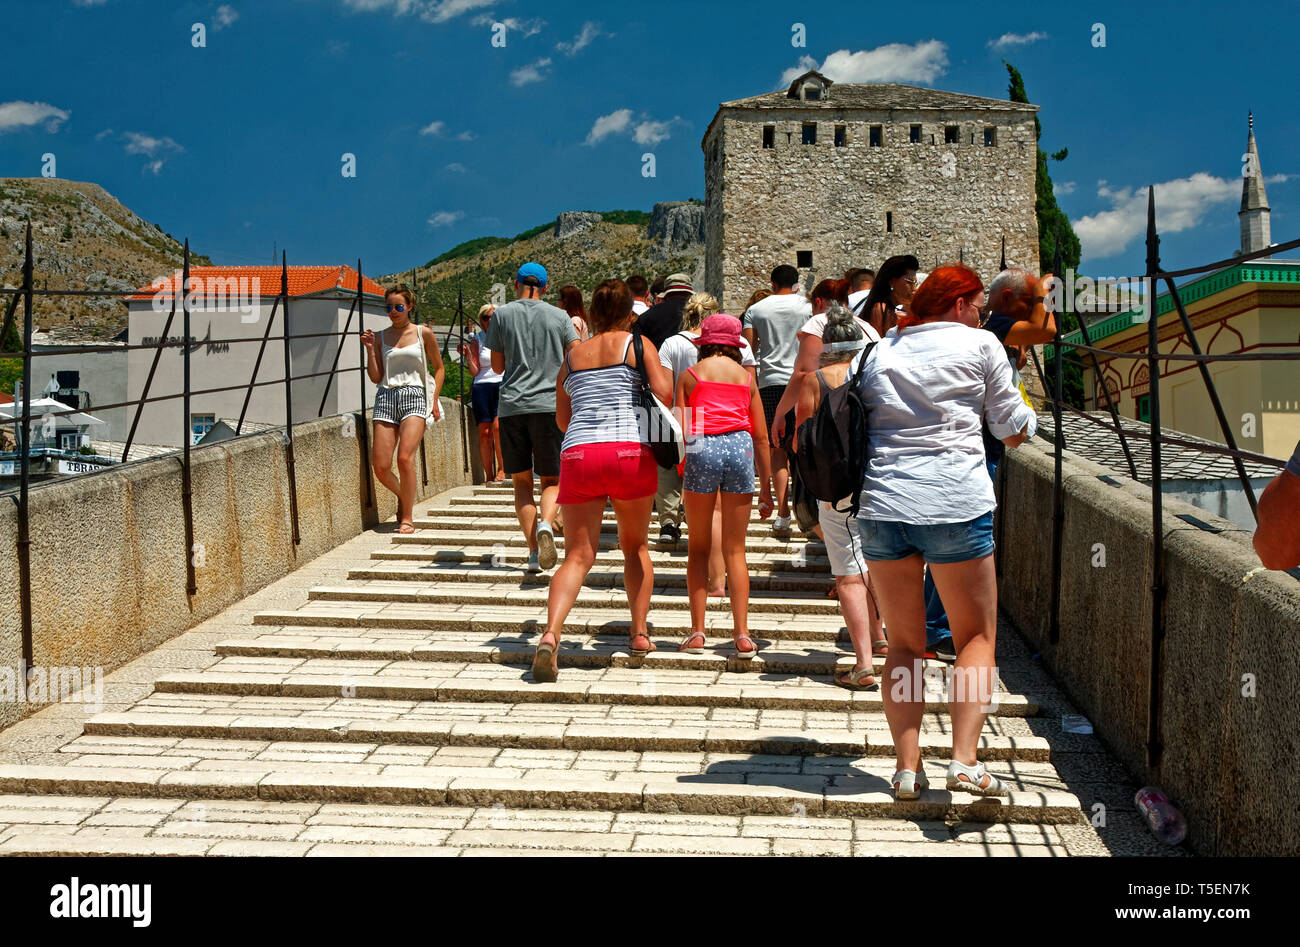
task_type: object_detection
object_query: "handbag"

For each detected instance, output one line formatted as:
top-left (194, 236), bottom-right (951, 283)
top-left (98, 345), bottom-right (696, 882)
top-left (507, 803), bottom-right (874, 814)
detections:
top-left (630, 332), bottom-right (685, 468)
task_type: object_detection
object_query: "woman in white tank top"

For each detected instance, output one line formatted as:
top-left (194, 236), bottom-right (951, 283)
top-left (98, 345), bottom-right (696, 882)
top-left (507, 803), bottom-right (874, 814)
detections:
top-left (360, 285), bottom-right (445, 533)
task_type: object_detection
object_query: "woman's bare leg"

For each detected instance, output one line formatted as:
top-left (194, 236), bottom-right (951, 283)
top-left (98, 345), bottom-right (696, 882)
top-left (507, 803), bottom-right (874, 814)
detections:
top-left (719, 492), bottom-right (755, 638)
top-left (835, 573), bottom-right (874, 671)
top-left (395, 416), bottom-right (425, 531)
top-left (612, 494), bottom-right (656, 645)
top-left (929, 555), bottom-right (999, 769)
top-left (864, 556), bottom-right (927, 775)
top-left (683, 490), bottom-right (717, 638)
top-left (707, 498), bottom-right (726, 596)
top-left (370, 421), bottom-right (401, 511)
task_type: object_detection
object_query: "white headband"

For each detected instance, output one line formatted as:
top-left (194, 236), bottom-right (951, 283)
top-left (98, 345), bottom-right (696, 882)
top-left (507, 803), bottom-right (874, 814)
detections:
top-left (824, 338), bottom-right (866, 354)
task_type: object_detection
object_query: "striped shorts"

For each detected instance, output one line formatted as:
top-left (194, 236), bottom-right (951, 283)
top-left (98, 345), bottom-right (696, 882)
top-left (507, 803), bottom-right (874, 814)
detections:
top-left (373, 385), bottom-right (427, 424)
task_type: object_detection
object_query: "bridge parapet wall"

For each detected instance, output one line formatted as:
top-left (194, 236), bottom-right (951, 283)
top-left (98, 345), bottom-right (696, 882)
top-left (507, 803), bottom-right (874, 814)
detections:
top-left (999, 440), bottom-right (1299, 856)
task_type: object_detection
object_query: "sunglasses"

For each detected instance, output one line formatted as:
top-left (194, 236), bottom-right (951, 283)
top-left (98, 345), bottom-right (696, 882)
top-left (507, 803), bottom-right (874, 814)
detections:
top-left (387, 304), bottom-right (407, 313)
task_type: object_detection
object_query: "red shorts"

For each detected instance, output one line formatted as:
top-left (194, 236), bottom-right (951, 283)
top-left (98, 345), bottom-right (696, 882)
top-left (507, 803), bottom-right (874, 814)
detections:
top-left (557, 441), bottom-right (657, 505)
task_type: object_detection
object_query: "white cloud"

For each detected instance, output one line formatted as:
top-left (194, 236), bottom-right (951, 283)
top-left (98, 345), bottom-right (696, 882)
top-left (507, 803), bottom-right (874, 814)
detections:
top-left (987, 31), bottom-right (1048, 50)
top-left (1073, 174), bottom-right (1240, 259)
top-left (510, 57), bottom-right (552, 86)
top-left (455, 130), bottom-right (476, 141)
top-left (427, 209), bottom-right (464, 228)
top-left (419, 121), bottom-right (475, 141)
top-left (122, 131), bottom-right (184, 174)
top-left (94, 127), bottom-right (113, 141)
top-left (780, 41), bottom-right (949, 87)
top-left (1055, 180), bottom-right (1076, 195)
top-left (341, 0), bottom-right (494, 22)
top-left (556, 21), bottom-right (602, 55)
top-left (214, 4), bottom-right (239, 29)
top-left (584, 109), bottom-right (679, 147)
top-left (473, 14), bottom-right (545, 37)
top-left (633, 118), bottom-right (678, 146)
top-left (71, 0), bottom-right (111, 6)
top-left (585, 109), bottom-right (632, 146)
top-left (445, 162), bottom-right (467, 173)
top-left (421, 0), bottom-right (496, 24)
top-left (0, 101), bottom-right (70, 133)
top-left (326, 39), bottom-right (350, 56)
top-left (418, 120), bottom-right (445, 136)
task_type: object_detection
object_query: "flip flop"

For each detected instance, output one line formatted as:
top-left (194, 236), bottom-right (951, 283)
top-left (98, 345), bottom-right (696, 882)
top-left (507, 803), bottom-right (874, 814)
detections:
top-left (733, 634), bottom-right (758, 660)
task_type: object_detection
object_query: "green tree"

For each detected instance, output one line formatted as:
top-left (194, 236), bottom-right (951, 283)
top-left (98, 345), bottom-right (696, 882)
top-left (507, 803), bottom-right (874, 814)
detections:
top-left (1006, 60), bottom-right (1084, 408)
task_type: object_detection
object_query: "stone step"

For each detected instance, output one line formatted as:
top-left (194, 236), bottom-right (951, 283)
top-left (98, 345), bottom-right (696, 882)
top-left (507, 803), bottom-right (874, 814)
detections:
top-left (345, 563), bottom-right (834, 593)
top-left (253, 604), bottom-right (853, 642)
top-left (379, 531), bottom-right (826, 556)
top-left (379, 544), bottom-right (834, 573)
top-left (0, 795), bottom-right (1075, 856)
top-left (417, 509), bottom-right (808, 536)
top-left (216, 634), bottom-right (875, 674)
top-left (0, 765), bottom-right (1083, 824)
top-left (147, 668), bottom-right (1038, 715)
top-left (83, 709), bottom-right (1052, 761)
top-left (310, 582), bottom-right (842, 616)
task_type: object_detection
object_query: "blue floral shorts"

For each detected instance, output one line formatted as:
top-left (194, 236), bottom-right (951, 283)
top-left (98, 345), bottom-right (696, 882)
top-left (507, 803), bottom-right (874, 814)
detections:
top-left (683, 430), bottom-right (754, 495)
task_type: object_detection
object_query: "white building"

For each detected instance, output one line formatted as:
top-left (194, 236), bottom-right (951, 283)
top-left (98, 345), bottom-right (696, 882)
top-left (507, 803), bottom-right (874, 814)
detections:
top-left (123, 265), bottom-right (391, 448)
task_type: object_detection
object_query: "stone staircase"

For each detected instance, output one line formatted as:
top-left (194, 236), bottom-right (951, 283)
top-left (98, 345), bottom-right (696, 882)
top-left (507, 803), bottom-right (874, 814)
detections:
top-left (0, 481), bottom-right (1106, 856)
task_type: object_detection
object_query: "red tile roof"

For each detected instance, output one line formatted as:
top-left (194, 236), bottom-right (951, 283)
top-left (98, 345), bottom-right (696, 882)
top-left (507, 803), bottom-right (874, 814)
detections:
top-left (124, 265), bottom-right (388, 301)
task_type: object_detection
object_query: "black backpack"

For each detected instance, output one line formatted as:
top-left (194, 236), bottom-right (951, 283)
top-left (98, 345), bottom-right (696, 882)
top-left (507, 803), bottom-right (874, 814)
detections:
top-left (795, 342), bottom-right (876, 517)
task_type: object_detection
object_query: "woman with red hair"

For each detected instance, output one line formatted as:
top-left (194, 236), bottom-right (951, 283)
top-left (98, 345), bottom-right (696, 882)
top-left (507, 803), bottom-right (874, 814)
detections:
top-left (850, 264), bottom-right (1037, 800)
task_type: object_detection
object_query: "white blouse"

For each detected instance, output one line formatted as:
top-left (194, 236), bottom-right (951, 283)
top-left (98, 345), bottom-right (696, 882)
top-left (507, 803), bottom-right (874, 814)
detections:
top-left (851, 321), bottom-right (1037, 525)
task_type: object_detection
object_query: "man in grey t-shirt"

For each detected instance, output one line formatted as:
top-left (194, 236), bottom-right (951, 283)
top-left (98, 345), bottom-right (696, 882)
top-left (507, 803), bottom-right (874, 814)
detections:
top-left (484, 262), bottom-right (579, 572)
top-left (741, 264), bottom-right (812, 531)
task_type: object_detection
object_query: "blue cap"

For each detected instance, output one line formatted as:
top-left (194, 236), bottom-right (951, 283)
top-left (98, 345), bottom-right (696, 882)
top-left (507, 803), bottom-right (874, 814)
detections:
top-left (516, 262), bottom-right (548, 287)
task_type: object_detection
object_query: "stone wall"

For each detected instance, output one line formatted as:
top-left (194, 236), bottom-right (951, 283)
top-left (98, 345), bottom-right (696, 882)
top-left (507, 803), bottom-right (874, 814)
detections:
top-left (704, 109), bottom-right (1039, 311)
top-left (0, 400), bottom-right (476, 732)
top-left (997, 440), bottom-right (1300, 856)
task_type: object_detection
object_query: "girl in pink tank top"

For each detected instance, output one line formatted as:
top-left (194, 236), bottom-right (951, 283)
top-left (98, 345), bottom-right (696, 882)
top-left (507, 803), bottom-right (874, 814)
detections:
top-left (672, 315), bottom-right (774, 662)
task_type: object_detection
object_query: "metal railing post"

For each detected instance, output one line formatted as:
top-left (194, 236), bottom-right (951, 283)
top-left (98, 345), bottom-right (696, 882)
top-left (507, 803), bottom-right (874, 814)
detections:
top-left (1048, 237), bottom-right (1066, 645)
top-left (236, 294), bottom-right (280, 434)
top-left (280, 253), bottom-right (301, 546)
top-left (16, 223), bottom-right (34, 674)
top-left (180, 241), bottom-right (197, 594)
top-left (356, 262), bottom-right (373, 508)
top-left (456, 283), bottom-right (468, 475)
top-left (1144, 188), bottom-right (1167, 771)
top-left (123, 277), bottom-right (181, 462)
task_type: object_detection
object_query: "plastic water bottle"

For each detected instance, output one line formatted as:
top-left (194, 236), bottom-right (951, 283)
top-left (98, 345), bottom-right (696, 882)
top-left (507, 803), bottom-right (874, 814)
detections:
top-left (1134, 786), bottom-right (1187, 846)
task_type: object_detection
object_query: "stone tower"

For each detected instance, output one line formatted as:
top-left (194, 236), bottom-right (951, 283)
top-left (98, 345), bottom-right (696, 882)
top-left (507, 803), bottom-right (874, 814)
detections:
top-left (1239, 113), bottom-right (1271, 257)
top-left (701, 70), bottom-right (1040, 311)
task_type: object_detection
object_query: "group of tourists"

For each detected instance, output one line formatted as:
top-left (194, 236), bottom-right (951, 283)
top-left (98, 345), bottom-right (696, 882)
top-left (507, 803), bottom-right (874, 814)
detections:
top-left (364, 254), bottom-right (1059, 800)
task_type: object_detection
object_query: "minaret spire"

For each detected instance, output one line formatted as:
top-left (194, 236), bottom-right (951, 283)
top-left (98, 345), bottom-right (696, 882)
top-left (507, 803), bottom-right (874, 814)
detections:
top-left (1239, 112), bottom-right (1271, 256)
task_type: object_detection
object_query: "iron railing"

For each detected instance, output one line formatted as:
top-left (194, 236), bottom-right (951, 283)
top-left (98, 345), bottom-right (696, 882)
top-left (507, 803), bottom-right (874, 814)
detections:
top-left (0, 227), bottom-right (475, 680)
top-left (1007, 196), bottom-right (1300, 772)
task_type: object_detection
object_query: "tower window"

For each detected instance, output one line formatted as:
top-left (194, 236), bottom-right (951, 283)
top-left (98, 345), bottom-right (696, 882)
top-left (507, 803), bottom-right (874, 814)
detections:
top-left (834, 125), bottom-right (846, 147)
top-left (886, 212), bottom-right (894, 233)
top-left (762, 125), bottom-right (774, 149)
top-left (984, 126), bottom-right (996, 147)
top-left (796, 250), bottom-right (813, 268)
top-left (804, 86), bottom-right (821, 101)
top-left (945, 125), bottom-right (959, 144)
top-left (801, 123), bottom-right (817, 145)
top-left (909, 124), bottom-right (921, 143)
top-left (869, 125), bottom-right (883, 147)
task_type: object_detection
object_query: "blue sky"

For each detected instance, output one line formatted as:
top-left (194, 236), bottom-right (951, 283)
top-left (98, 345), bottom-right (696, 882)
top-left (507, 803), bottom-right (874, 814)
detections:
top-left (1, 0), bottom-right (1295, 277)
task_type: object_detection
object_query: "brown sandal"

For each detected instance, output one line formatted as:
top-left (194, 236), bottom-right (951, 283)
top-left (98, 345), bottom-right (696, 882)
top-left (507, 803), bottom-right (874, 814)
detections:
top-left (871, 639), bottom-right (889, 656)
top-left (629, 632), bottom-right (655, 657)
top-left (834, 667), bottom-right (879, 691)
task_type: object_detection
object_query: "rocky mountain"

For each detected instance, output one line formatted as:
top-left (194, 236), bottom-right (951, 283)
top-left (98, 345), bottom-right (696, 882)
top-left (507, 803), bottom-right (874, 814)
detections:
top-left (0, 178), bottom-right (208, 344)
top-left (381, 202), bottom-right (706, 330)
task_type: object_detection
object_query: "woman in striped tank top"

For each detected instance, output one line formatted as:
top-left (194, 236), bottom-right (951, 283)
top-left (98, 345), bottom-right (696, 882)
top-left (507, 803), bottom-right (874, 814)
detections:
top-left (531, 279), bottom-right (674, 683)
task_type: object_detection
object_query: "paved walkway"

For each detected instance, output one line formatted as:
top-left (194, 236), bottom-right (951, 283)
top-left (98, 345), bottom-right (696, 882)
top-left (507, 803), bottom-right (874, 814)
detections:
top-left (0, 483), bottom-right (1178, 856)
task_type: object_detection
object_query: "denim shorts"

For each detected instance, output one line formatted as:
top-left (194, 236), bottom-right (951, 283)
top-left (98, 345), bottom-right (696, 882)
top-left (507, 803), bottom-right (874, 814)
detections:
top-left (857, 511), bottom-right (995, 565)
top-left (683, 430), bottom-right (754, 495)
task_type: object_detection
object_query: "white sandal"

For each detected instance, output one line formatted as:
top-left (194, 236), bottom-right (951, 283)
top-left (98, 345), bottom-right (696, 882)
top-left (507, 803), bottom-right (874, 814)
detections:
top-left (946, 760), bottom-right (1009, 797)
top-left (890, 768), bottom-right (930, 800)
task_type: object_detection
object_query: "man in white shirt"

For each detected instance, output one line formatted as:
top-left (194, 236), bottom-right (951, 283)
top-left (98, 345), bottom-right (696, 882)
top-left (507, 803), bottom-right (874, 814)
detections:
top-left (460, 304), bottom-right (506, 483)
top-left (628, 274), bottom-right (650, 317)
top-left (741, 264), bottom-right (812, 531)
top-left (847, 268), bottom-right (874, 314)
